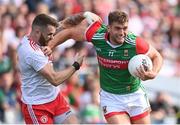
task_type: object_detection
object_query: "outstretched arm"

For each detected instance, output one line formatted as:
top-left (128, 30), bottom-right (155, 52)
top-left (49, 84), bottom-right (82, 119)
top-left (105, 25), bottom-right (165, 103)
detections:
top-left (42, 12), bottom-right (102, 56)
top-left (48, 20), bottom-right (87, 50)
top-left (49, 13), bottom-right (86, 49)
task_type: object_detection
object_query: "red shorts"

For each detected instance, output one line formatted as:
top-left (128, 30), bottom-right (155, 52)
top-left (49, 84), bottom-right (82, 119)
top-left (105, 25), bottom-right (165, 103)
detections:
top-left (21, 93), bottom-right (71, 124)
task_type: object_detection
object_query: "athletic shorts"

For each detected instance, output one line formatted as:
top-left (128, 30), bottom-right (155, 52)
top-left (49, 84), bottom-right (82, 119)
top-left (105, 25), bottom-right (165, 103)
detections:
top-left (100, 86), bottom-right (151, 121)
top-left (21, 93), bottom-right (72, 124)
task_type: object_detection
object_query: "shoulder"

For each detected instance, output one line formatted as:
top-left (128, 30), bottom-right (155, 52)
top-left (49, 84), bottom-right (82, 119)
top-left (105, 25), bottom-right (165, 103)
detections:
top-left (135, 36), bottom-right (150, 54)
top-left (21, 37), bottom-right (46, 58)
top-left (125, 32), bottom-right (137, 45)
top-left (85, 22), bottom-right (107, 42)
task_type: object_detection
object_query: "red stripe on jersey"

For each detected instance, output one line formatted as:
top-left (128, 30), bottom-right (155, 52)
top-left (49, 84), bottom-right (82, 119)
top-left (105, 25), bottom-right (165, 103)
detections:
top-left (136, 37), bottom-right (149, 54)
top-left (29, 40), bottom-right (36, 51)
top-left (85, 21), bottom-right (102, 42)
top-left (28, 37), bottom-right (39, 51)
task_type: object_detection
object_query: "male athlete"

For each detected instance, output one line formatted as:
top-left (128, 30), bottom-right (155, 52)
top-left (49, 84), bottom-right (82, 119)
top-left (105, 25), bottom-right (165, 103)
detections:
top-left (42, 11), bottom-right (163, 124)
top-left (17, 14), bottom-right (84, 124)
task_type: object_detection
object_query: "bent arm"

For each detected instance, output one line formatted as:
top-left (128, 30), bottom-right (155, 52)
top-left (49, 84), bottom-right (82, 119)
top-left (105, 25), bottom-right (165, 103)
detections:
top-left (39, 63), bottom-right (76, 86)
top-left (136, 37), bottom-right (163, 75)
top-left (147, 45), bottom-right (163, 75)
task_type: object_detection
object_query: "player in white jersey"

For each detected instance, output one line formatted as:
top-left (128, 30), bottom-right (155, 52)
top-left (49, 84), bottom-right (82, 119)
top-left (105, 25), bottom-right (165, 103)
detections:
top-left (17, 14), bottom-right (84, 124)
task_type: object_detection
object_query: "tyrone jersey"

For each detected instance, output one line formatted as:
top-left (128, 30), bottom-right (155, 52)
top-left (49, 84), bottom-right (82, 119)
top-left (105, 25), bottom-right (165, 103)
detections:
top-left (17, 36), bottom-right (59, 104)
top-left (85, 21), bottom-right (150, 94)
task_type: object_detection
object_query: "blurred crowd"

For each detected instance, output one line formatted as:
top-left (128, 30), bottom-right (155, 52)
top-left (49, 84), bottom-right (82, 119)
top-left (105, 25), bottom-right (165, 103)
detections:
top-left (0, 0), bottom-right (179, 124)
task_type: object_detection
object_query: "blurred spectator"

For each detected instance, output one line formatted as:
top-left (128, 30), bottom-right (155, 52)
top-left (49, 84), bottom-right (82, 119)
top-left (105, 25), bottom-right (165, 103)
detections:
top-left (61, 74), bottom-right (83, 111)
top-left (174, 105), bottom-right (180, 124)
top-left (150, 92), bottom-right (176, 124)
top-left (128, 1), bottom-right (144, 35)
top-left (79, 74), bottom-right (105, 123)
top-left (36, 2), bottom-right (49, 14)
top-left (0, 0), bottom-right (179, 123)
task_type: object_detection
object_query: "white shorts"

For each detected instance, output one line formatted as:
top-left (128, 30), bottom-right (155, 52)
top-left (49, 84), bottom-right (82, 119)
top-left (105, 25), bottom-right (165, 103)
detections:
top-left (100, 86), bottom-right (150, 121)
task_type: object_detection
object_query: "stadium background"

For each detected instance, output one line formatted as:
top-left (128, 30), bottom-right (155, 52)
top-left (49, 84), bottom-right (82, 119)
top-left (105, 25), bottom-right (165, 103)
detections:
top-left (0, 0), bottom-right (179, 124)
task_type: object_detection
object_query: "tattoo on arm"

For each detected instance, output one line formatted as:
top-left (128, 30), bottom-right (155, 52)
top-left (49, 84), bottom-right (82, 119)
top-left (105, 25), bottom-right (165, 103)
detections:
top-left (63, 13), bottom-right (85, 26)
top-left (55, 13), bottom-right (85, 34)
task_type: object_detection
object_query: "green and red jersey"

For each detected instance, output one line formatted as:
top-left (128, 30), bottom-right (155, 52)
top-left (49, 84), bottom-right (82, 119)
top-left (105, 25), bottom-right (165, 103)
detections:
top-left (85, 21), bottom-right (149, 94)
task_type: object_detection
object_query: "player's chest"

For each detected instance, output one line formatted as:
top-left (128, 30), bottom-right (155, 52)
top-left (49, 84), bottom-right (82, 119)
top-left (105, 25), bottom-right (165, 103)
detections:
top-left (94, 43), bottom-right (135, 60)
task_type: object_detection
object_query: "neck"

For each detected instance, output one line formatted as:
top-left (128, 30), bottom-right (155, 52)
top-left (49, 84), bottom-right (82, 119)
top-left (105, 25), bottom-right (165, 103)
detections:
top-left (29, 32), bottom-right (39, 44)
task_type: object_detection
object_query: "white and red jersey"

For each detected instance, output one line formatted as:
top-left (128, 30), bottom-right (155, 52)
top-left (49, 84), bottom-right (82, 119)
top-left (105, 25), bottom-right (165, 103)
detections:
top-left (17, 36), bottom-right (59, 105)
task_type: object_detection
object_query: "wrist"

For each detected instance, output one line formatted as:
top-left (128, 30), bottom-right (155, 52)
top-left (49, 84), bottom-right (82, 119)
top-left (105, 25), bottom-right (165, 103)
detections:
top-left (72, 61), bottom-right (80, 70)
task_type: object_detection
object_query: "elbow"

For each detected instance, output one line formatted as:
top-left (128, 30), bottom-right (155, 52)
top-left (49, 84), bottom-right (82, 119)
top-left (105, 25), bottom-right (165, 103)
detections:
top-left (51, 81), bottom-right (59, 87)
top-left (53, 78), bottom-right (64, 87)
top-left (48, 74), bottom-right (62, 87)
top-left (50, 79), bottom-right (62, 87)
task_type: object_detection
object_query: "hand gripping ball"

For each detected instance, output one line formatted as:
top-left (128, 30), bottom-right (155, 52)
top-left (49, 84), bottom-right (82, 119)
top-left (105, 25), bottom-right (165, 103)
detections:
top-left (128, 54), bottom-right (153, 77)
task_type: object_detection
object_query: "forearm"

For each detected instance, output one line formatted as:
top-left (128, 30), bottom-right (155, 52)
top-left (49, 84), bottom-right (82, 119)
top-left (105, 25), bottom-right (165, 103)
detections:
top-left (48, 13), bottom-right (85, 50)
top-left (61, 13), bottom-right (85, 27)
top-left (53, 66), bottom-right (76, 86)
top-left (152, 52), bottom-right (163, 74)
top-left (48, 11), bottom-right (101, 50)
top-left (48, 28), bottom-right (72, 50)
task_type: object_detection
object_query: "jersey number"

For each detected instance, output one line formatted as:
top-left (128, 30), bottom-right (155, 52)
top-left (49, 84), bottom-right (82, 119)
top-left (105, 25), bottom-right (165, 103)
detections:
top-left (108, 51), bottom-right (114, 56)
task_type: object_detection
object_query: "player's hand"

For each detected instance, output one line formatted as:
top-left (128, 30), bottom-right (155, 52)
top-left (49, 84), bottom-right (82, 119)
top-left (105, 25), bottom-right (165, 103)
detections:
top-left (136, 65), bottom-right (157, 81)
top-left (83, 11), bottom-right (102, 24)
top-left (41, 46), bottom-right (52, 56)
top-left (74, 53), bottom-right (84, 66)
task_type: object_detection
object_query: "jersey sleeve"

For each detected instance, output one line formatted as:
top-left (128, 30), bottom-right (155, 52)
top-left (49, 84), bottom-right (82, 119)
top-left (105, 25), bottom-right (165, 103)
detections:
top-left (26, 51), bottom-right (49, 72)
top-left (85, 21), bottom-right (102, 42)
top-left (136, 37), bottom-right (150, 54)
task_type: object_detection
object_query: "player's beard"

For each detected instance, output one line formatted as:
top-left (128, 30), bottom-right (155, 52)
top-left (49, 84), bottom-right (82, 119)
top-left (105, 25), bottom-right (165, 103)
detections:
top-left (39, 34), bottom-right (48, 46)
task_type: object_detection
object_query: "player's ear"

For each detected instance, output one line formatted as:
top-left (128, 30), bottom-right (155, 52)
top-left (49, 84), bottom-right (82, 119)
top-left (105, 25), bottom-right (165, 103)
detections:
top-left (107, 25), bottom-right (110, 32)
top-left (34, 27), bottom-right (41, 37)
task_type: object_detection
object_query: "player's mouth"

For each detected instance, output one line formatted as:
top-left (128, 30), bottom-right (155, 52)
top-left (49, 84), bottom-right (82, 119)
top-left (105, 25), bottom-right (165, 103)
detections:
top-left (118, 36), bottom-right (125, 40)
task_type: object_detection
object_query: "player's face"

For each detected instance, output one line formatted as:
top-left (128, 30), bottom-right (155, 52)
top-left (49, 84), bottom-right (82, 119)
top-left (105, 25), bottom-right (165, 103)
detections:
top-left (108, 22), bottom-right (128, 45)
top-left (39, 25), bottom-right (56, 46)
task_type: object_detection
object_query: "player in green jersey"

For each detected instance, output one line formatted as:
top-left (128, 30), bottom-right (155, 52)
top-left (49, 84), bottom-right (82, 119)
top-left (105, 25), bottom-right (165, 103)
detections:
top-left (42, 10), bottom-right (163, 124)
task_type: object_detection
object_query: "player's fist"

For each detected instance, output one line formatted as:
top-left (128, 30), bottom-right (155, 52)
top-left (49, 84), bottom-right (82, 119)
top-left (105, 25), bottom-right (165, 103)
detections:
top-left (41, 46), bottom-right (52, 56)
top-left (83, 11), bottom-right (102, 24)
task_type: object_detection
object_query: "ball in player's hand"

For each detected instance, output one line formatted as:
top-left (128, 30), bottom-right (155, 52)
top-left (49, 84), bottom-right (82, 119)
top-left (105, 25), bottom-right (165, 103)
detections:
top-left (128, 54), bottom-right (153, 77)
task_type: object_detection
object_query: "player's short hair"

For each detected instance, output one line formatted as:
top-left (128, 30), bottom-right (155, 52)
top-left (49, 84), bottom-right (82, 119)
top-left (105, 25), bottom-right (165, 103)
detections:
top-left (108, 10), bottom-right (128, 25)
top-left (32, 14), bottom-right (59, 29)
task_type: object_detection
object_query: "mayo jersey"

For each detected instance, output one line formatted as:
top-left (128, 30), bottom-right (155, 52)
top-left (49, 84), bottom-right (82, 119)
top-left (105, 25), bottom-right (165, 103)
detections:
top-left (17, 36), bottom-right (59, 104)
top-left (85, 21), bottom-right (150, 94)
